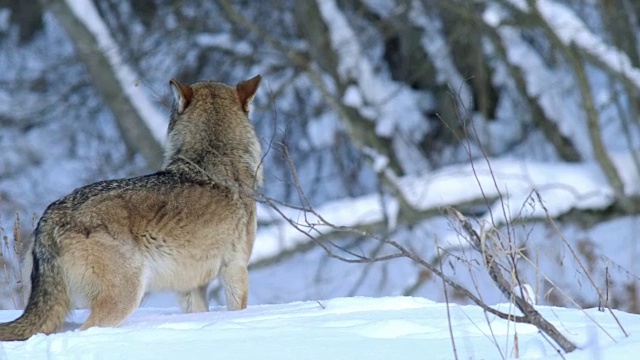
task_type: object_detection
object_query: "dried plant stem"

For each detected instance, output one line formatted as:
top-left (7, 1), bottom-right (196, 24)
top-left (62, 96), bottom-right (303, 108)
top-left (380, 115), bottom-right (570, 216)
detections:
top-left (534, 190), bottom-right (628, 338)
top-left (438, 244), bottom-right (459, 360)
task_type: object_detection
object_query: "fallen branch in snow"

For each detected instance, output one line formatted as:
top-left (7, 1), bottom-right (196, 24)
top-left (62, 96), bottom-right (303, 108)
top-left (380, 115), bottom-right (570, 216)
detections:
top-left (257, 190), bottom-right (532, 323)
top-left (446, 81), bottom-right (606, 354)
top-left (447, 207), bottom-right (577, 353)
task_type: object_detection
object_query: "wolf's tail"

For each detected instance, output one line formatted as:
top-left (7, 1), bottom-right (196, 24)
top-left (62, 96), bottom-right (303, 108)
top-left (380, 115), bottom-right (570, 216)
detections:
top-left (0, 217), bottom-right (71, 341)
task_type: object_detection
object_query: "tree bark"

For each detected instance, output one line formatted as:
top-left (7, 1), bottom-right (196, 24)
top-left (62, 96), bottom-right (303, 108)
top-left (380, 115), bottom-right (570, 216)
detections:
top-left (46, 0), bottom-right (164, 169)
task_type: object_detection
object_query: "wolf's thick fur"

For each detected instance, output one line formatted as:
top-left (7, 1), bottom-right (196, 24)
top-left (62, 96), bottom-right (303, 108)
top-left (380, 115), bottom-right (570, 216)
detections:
top-left (0, 75), bottom-right (263, 341)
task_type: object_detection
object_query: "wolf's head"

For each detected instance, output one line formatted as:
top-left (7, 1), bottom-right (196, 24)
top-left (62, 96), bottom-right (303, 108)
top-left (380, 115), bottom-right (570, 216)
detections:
top-left (164, 75), bottom-right (263, 188)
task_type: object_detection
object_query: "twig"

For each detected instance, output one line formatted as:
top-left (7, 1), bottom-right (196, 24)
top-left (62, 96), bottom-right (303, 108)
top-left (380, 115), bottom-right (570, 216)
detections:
top-left (438, 243), bottom-right (459, 360)
top-left (533, 190), bottom-right (628, 338)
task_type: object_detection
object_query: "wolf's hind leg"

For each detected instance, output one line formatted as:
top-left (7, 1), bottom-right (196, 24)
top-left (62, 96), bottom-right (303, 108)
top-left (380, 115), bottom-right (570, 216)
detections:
top-left (220, 261), bottom-right (249, 311)
top-left (64, 235), bottom-right (145, 330)
top-left (80, 274), bottom-right (144, 330)
top-left (179, 285), bottom-right (209, 313)
top-left (80, 283), bottom-right (143, 330)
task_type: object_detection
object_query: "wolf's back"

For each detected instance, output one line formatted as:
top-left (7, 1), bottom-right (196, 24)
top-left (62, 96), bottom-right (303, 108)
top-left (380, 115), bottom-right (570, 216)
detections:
top-left (0, 213), bottom-right (71, 341)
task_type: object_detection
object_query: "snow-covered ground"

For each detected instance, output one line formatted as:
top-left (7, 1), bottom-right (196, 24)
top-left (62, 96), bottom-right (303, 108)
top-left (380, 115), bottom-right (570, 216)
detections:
top-left (0, 296), bottom-right (636, 359)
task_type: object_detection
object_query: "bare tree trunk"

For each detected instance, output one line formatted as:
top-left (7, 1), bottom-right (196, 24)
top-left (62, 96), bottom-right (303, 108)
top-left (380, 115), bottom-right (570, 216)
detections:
top-left (46, 0), bottom-right (164, 169)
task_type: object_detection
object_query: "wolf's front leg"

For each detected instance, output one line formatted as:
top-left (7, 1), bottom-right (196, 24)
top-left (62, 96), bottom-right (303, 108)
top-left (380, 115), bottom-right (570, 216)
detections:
top-left (220, 262), bottom-right (249, 311)
top-left (179, 285), bottom-right (209, 313)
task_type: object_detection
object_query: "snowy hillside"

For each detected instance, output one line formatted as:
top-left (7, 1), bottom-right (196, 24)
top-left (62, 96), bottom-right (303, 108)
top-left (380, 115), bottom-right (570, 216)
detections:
top-left (0, 297), bottom-right (636, 359)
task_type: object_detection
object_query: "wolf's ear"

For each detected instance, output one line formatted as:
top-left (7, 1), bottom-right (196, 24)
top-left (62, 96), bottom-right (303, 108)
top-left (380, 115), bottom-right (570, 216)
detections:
top-left (169, 79), bottom-right (193, 114)
top-left (236, 75), bottom-right (261, 112)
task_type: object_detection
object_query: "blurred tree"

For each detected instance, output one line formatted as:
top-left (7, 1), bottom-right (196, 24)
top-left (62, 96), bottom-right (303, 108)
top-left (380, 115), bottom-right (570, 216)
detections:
top-left (47, 0), bottom-right (164, 168)
top-left (0, 0), bottom-right (43, 43)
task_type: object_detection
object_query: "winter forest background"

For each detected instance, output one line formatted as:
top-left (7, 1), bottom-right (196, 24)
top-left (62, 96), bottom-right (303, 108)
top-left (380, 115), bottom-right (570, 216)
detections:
top-left (2, 0), bottom-right (640, 317)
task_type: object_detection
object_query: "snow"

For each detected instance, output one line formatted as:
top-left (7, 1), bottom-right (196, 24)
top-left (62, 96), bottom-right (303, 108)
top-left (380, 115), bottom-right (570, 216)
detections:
top-left (305, 112), bottom-right (339, 148)
top-left (65, 0), bottom-right (168, 145)
top-left (361, 146), bottom-right (390, 173)
top-left (0, 296), bottom-right (636, 359)
top-left (0, 9), bottom-right (9, 32)
top-left (195, 33), bottom-right (253, 56)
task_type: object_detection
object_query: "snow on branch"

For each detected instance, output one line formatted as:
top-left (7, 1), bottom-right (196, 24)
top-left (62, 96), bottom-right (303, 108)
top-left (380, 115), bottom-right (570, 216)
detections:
top-left (482, 3), bottom-right (591, 157)
top-left (65, 0), bottom-right (167, 144)
top-left (406, 1), bottom-right (473, 110)
top-left (396, 157), bottom-right (614, 219)
top-left (534, 0), bottom-right (640, 90)
top-left (494, 0), bottom-right (640, 92)
top-left (315, 0), bottom-right (427, 143)
top-left (249, 152), bottom-right (640, 264)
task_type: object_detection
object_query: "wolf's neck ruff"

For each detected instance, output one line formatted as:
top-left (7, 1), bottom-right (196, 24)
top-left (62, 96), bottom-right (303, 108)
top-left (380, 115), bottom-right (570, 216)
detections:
top-left (165, 155), bottom-right (257, 196)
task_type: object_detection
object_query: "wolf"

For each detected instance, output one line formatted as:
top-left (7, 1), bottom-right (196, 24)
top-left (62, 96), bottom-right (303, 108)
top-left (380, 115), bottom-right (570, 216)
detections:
top-left (0, 75), bottom-right (263, 341)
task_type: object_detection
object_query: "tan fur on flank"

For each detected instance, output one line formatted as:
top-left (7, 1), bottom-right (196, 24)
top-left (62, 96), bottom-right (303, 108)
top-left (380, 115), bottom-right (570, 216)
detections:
top-left (0, 75), bottom-right (263, 341)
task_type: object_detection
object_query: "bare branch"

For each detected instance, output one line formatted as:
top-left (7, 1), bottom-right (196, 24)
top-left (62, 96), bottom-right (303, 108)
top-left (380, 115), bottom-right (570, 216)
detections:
top-left (448, 207), bottom-right (577, 353)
